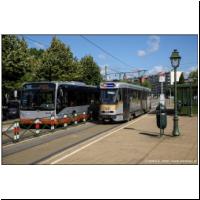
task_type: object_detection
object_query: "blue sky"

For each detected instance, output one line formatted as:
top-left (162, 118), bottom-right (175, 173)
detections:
top-left (21, 35), bottom-right (198, 79)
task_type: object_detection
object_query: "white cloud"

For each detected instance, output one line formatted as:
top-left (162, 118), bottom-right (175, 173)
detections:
top-left (98, 54), bottom-right (106, 60)
top-left (147, 36), bottom-right (160, 53)
top-left (184, 66), bottom-right (197, 78)
top-left (137, 50), bottom-right (146, 57)
top-left (148, 65), bottom-right (167, 75)
top-left (33, 42), bottom-right (45, 49)
top-left (137, 35), bottom-right (160, 57)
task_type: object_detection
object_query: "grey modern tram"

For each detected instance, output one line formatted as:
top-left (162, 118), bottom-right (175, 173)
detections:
top-left (99, 82), bottom-right (151, 122)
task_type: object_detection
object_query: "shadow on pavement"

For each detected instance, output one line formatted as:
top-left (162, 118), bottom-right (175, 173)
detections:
top-left (139, 132), bottom-right (160, 137)
top-left (124, 127), bottom-right (159, 137)
top-left (124, 127), bottom-right (174, 138)
top-left (163, 133), bottom-right (174, 137)
top-left (124, 127), bottom-right (136, 130)
top-left (149, 108), bottom-right (174, 115)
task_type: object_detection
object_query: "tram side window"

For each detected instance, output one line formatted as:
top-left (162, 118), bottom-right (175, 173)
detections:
top-left (144, 91), bottom-right (147, 100)
top-left (122, 89), bottom-right (126, 101)
top-left (141, 91), bottom-right (144, 100)
top-left (138, 91), bottom-right (141, 102)
top-left (132, 90), bottom-right (137, 103)
top-left (76, 89), bottom-right (81, 106)
top-left (87, 88), bottom-right (96, 105)
top-left (78, 89), bottom-right (88, 106)
top-left (94, 90), bottom-right (100, 103)
top-left (68, 89), bottom-right (77, 107)
top-left (61, 88), bottom-right (68, 108)
top-left (127, 89), bottom-right (130, 101)
top-left (118, 89), bottom-right (122, 102)
top-left (57, 87), bottom-right (64, 113)
top-left (129, 89), bottom-right (134, 102)
top-left (122, 88), bottom-right (126, 102)
top-left (129, 89), bottom-right (133, 102)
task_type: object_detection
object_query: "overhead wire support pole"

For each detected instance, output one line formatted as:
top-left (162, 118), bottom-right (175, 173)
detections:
top-left (105, 66), bottom-right (108, 81)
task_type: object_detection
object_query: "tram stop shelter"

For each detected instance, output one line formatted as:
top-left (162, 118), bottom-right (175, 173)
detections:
top-left (176, 83), bottom-right (198, 116)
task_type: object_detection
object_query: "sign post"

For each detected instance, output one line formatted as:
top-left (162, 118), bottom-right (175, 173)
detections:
top-left (159, 72), bottom-right (166, 106)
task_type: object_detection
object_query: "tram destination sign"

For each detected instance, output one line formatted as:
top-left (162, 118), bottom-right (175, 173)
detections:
top-left (101, 82), bottom-right (116, 88)
top-left (24, 83), bottom-right (55, 90)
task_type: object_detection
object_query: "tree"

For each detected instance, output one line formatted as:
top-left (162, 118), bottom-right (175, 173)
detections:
top-left (2, 35), bottom-right (31, 92)
top-left (80, 55), bottom-right (102, 85)
top-left (37, 37), bottom-right (75, 81)
top-left (29, 48), bottom-right (44, 59)
top-left (27, 48), bottom-right (45, 82)
top-left (188, 69), bottom-right (198, 83)
top-left (178, 72), bottom-right (185, 84)
top-left (141, 79), bottom-right (152, 89)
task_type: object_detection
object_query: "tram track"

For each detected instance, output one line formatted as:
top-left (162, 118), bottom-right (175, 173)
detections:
top-left (3, 122), bottom-right (97, 155)
top-left (31, 123), bottom-right (120, 164)
top-left (2, 121), bottom-right (121, 164)
top-left (2, 107), bottom-right (157, 165)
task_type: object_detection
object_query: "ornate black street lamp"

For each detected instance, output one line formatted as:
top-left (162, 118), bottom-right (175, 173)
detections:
top-left (170, 49), bottom-right (181, 136)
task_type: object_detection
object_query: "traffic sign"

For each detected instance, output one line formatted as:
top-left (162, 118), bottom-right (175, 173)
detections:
top-left (159, 74), bottom-right (165, 82)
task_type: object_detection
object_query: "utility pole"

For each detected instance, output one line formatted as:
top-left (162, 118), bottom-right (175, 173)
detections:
top-left (105, 66), bottom-right (108, 81)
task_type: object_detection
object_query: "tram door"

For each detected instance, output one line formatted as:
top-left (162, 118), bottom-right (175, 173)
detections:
top-left (123, 88), bottom-right (130, 121)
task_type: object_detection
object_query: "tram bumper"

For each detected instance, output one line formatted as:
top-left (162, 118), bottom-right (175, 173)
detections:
top-left (99, 114), bottom-right (123, 122)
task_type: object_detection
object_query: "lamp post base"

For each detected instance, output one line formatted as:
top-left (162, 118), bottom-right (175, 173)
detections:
top-left (172, 116), bottom-right (180, 136)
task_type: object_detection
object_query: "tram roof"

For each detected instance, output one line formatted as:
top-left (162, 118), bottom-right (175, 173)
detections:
top-left (100, 81), bottom-right (151, 92)
top-left (22, 81), bottom-right (97, 88)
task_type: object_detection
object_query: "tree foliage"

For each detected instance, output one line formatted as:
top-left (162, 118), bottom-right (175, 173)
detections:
top-left (2, 35), bottom-right (31, 91)
top-left (2, 35), bottom-right (103, 98)
top-left (80, 55), bottom-right (102, 85)
top-left (178, 72), bottom-right (185, 84)
top-left (37, 37), bottom-right (75, 81)
top-left (141, 79), bottom-right (152, 89)
top-left (188, 69), bottom-right (198, 83)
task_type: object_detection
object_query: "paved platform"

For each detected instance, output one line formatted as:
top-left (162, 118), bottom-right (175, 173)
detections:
top-left (45, 113), bottom-right (198, 164)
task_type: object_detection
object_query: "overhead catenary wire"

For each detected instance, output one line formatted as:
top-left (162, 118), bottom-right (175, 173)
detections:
top-left (79, 35), bottom-right (133, 70)
top-left (22, 35), bottom-right (49, 48)
top-left (22, 35), bottom-right (169, 75)
top-left (22, 35), bottom-right (197, 76)
top-left (22, 35), bottom-right (121, 78)
top-left (79, 35), bottom-right (150, 79)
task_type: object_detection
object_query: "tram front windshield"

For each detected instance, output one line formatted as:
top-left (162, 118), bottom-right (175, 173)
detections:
top-left (100, 89), bottom-right (118, 104)
top-left (21, 83), bottom-right (55, 111)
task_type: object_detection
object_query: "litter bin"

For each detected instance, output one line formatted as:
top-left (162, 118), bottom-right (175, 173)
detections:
top-left (177, 100), bottom-right (182, 114)
top-left (156, 103), bottom-right (167, 133)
